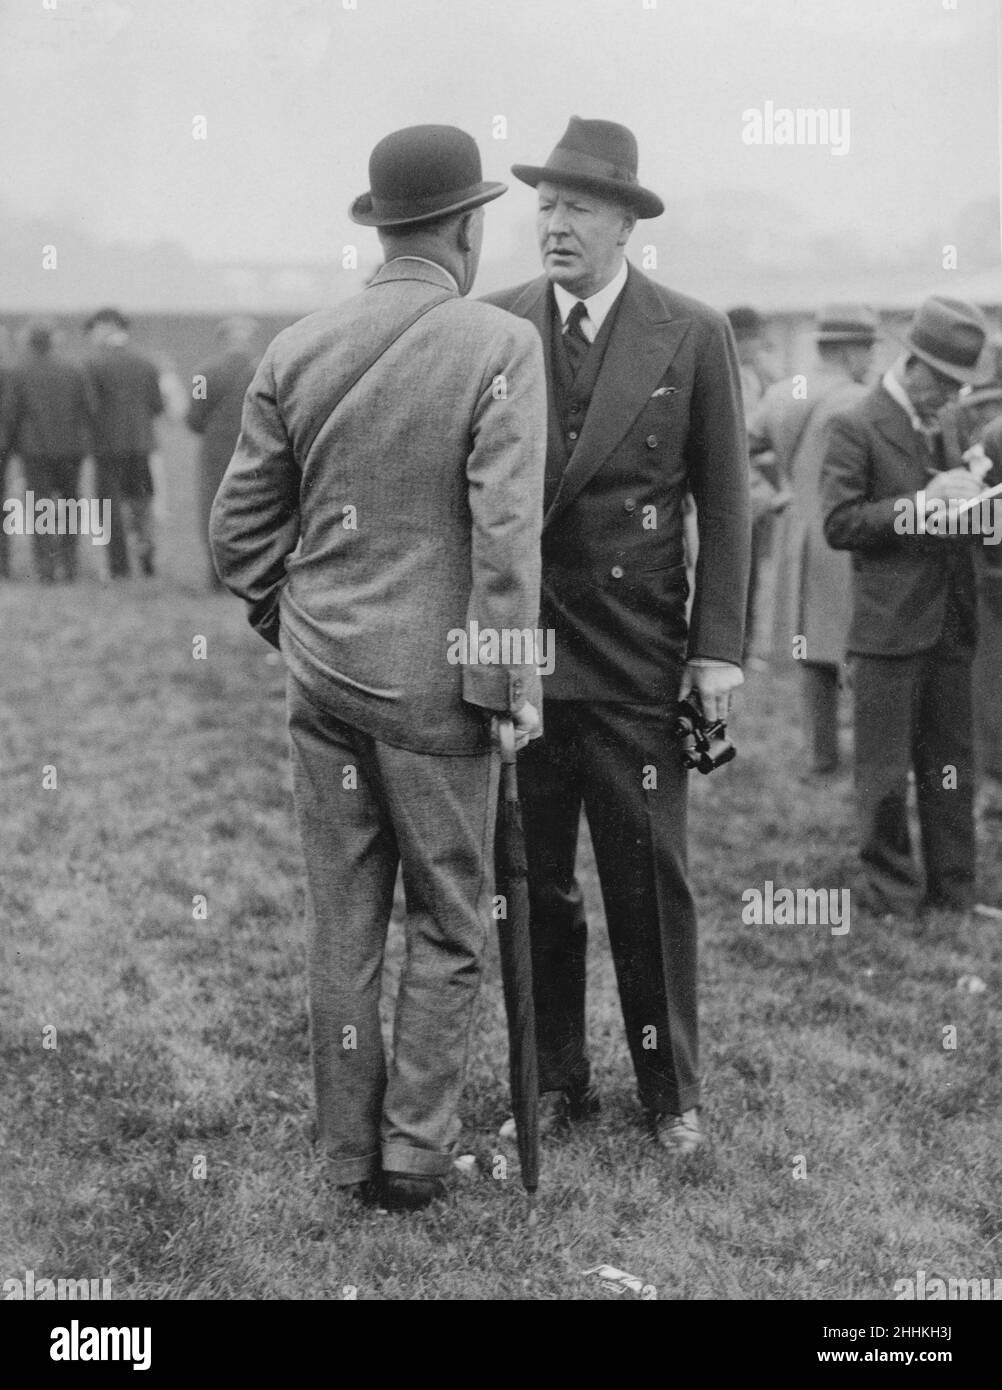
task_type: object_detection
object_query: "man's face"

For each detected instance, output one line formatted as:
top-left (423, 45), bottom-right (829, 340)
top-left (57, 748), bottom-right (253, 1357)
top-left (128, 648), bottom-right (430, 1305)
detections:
top-left (846, 342), bottom-right (875, 384)
top-left (536, 180), bottom-right (635, 299)
top-left (904, 358), bottom-right (961, 420)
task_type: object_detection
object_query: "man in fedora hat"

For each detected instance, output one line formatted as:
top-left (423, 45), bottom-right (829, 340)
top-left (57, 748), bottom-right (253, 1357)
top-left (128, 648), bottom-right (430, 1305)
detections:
top-left (822, 294), bottom-right (991, 916)
top-left (486, 117), bottom-right (751, 1156)
top-left (211, 124), bottom-right (546, 1211)
top-left (749, 305), bottom-right (878, 773)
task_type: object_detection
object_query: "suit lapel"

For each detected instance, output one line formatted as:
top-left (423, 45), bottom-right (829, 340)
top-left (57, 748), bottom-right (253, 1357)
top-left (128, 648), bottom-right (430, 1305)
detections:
top-left (543, 266), bottom-right (692, 530)
top-left (870, 384), bottom-right (931, 479)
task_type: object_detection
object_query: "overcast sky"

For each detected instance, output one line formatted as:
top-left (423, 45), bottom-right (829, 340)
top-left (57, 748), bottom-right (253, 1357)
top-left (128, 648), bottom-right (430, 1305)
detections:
top-left (1, 0), bottom-right (999, 272)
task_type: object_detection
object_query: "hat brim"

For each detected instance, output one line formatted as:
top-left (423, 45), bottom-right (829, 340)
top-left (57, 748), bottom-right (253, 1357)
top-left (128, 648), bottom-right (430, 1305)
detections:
top-left (510, 164), bottom-right (664, 219)
top-left (895, 330), bottom-right (985, 385)
top-left (815, 331), bottom-right (879, 345)
top-left (349, 180), bottom-right (507, 228)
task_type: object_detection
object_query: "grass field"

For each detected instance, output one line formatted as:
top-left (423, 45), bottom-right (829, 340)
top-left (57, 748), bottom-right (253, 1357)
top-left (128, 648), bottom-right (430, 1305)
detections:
top-left (2, 422), bottom-right (1001, 1301)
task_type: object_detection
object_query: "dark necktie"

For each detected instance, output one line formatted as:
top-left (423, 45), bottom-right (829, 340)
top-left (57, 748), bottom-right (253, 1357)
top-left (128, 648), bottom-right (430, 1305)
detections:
top-left (562, 301), bottom-right (591, 378)
top-left (918, 421), bottom-right (946, 475)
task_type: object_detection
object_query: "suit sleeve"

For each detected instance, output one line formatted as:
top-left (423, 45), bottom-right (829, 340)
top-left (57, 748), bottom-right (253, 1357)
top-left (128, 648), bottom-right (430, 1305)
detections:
top-left (685, 315), bottom-right (752, 664)
top-left (461, 321), bottom-right (547, 715)
top-left (821, 412), bottom-right (909, 551)
top-left (209, 350), bottom-right (300, 648)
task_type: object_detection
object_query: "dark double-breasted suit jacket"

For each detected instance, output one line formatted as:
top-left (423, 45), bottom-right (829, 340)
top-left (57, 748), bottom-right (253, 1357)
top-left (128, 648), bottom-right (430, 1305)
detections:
top-left (485, 263), bottom-right (751, 703)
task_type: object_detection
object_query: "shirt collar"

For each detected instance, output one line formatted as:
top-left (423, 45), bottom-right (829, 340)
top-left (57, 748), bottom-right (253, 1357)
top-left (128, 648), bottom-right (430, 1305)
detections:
top-left (385, 255), bottom-right (459, 293)
top-left (553, 258), bottom-right (628, 335)
top-left (882, 367), bottom-right (929, 433)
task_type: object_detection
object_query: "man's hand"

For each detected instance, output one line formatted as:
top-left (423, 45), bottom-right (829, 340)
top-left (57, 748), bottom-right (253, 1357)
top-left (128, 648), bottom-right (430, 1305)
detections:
top-left (678, 662), bottom-right (743, 725)
top-left (924, 469), bottom-right (984, 505)
top-left (512, 700), bottom-right (541, 749)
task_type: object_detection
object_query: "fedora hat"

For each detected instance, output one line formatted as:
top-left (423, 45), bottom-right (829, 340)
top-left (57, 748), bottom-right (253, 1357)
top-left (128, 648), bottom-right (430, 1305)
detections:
top-left (350, 124), bottom-right (507, 229)
top-left (511, 117), bottom-right (664, 219)
top-left (897, 295), bottom-right (989, 384)
top-left (814, 304), bottom-right (879, 345)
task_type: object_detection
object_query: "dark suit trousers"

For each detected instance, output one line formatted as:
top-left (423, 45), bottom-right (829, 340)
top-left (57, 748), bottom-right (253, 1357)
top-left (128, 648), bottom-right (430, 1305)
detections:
top-left (21, 455), bottom-right (83, 582)
top-left (518, 698), bottom-right (699, 1115)
top-left (95, 454), bottom-right (154, 577)
top-left (853, 636), bottom-right (976, 912)
top-left (286, 676), bottom-right (500, 1185)
top-left (800, 661), bottom-right (840, 772)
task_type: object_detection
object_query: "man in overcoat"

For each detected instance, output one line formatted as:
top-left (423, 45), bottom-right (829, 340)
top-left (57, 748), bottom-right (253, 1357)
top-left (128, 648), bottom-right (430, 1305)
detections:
top-left (486, 118), bottom-right (750, 1155)
top-left (84, 308), bottom-right (164, 577)
top-left (748, 306), bottom-right (877, 772)
top-left (211, 125), bottom-right (546, 1209)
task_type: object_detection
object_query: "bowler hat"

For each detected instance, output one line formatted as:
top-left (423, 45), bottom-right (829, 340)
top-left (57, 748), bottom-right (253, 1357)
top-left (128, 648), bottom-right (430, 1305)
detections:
top-left (350, 125), bottom-right (506, 228)
top-left (814, 304), bottom-right (878, 345)
top-left (898, 295), bottom-right (989, 384)
top-left (511, 117), bottom-right (664, 219)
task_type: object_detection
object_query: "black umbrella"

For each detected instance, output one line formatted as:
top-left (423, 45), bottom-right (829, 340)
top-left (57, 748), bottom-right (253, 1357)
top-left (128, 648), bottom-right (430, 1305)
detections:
top-left (494, 717), bottom-right (539, 1221)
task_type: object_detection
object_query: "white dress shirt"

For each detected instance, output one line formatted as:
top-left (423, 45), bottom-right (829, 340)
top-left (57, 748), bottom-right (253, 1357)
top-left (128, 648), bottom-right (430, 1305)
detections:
top-left (553, 259), bottom-right (628, 342)
top-left (881, 367), bottom-right (928, 434)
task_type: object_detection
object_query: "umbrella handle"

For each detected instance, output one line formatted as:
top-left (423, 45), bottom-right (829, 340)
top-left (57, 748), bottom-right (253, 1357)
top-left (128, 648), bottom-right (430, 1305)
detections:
top-left (496, 716), bottom-right (517, 766)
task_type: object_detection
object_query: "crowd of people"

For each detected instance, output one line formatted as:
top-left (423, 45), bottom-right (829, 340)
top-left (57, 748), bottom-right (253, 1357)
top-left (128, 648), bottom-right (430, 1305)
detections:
top-left (0, 311), bottom-right (260, 587)
top-left (4, 118), bottom-right (1000, 1212)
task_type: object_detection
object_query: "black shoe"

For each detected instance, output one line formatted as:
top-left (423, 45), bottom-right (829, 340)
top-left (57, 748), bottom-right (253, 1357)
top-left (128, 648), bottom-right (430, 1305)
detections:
top-left (499, 1080), bottom-right (600, 1140)
top-left (381, 1171), bottom-right (447, 1212)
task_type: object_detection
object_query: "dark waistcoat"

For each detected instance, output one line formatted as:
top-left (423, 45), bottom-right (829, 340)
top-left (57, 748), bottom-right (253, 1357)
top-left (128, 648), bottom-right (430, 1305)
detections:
top-left (545, 290), bottom-right (623, 511)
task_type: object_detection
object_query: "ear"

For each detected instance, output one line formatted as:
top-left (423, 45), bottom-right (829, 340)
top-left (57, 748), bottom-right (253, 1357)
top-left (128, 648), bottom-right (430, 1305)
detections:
top-left (457, 210), bottom-right (477, 253)
top-left (618, 208), bottom-right (637, 244)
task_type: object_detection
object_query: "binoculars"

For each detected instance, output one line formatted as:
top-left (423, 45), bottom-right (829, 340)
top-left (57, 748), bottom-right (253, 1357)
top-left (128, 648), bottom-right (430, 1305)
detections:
top-left (673, 697), bottom-right (737, 774)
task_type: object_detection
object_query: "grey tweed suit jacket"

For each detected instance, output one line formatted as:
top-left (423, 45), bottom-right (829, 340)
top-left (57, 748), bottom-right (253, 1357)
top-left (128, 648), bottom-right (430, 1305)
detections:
top-left (210, 258), bottom-right (547, 754)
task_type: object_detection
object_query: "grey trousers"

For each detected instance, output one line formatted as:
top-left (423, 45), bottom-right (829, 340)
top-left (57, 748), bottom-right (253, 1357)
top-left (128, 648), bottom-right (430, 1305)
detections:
top-left (286, 676), bottom-right (500, 1185)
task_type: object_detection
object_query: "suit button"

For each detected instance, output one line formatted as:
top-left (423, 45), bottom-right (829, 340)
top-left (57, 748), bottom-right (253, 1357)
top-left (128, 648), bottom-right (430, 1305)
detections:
top-left (646, 434), bottom-right (658, 449)
top-left (624, 497), bottom-right (637, 513)
top-left (610, 565), bottom-right (624, 579)
top-left (568, 430), bottom-right (578, 441)
top-left (569, 403), bottom-right (581, 414)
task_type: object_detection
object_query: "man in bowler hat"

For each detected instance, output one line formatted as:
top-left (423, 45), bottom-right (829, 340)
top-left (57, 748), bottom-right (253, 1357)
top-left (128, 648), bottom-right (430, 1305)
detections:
top-left (486, 118), bottom-right (751, 1155)
top-left (822, 295), bottom-right (990, 916)
top-left (211, 125), bottom-right (546, 1210)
